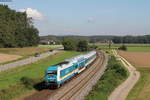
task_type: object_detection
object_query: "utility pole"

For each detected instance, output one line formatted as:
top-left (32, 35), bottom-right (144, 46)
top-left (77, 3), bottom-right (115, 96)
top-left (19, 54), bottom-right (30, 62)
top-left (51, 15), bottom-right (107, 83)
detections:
top-left (108, 40), bottom-right (112, 49)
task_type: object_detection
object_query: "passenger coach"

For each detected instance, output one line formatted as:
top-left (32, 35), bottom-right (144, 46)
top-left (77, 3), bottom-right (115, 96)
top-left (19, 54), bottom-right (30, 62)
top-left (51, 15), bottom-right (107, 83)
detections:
top-left (44, 51), bottom-right (97, 88)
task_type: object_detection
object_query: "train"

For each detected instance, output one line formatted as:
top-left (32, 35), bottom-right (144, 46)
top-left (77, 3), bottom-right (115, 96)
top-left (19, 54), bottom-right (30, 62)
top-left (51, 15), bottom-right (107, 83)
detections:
top-left (44, 51), bottom-right (97, 88)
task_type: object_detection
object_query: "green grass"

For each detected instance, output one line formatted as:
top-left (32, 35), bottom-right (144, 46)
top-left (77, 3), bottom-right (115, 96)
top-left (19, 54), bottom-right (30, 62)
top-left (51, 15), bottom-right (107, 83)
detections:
top-left (127, 47), bottom-right (150, 52)
top-left (91, 43), bottom-right (150, 47)
top-left (95, 44), bottom-right (150, 52)
top-left (97, 45), bottom-right (118, 49)
top-left (126, 67), bottom-right (150, 100)
top-left (0, 51), bottom-right (84, 100)
top-left (85, 56), bottom-right (128, 100)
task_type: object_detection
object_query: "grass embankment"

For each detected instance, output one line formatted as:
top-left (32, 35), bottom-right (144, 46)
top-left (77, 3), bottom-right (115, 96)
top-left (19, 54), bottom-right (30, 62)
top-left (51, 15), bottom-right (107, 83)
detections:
top-left (0, 51), bottom-right (83, 100)
top-left (126, 67), bottom-right (150, 100)
top-left (85, 56), bottom-right (128, 100)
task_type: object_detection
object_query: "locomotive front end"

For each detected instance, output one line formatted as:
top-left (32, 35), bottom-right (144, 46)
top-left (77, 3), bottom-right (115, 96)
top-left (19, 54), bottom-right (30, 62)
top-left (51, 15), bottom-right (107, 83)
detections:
top-left (44, 66), bottom-right (59, 88)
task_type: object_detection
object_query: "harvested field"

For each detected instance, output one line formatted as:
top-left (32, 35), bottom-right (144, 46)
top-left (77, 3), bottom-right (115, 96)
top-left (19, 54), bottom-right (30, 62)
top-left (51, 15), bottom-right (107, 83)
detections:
top-left (118, 50), bottom-right (150, 67)
top-left (0, 53), bottom-right (22, 63)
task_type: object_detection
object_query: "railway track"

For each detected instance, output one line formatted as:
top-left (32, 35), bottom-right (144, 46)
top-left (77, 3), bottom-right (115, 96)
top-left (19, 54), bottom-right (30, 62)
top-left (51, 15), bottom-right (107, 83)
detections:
top-left (56, 52), bottom-right (105, 100)
top-left (25, 51), bottom-right (107, 100)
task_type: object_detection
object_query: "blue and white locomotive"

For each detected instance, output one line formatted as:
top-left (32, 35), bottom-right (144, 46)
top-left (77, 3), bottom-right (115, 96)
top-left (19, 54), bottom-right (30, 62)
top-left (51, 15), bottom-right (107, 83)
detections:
top-left (44, 51), bottom-right (97, 88)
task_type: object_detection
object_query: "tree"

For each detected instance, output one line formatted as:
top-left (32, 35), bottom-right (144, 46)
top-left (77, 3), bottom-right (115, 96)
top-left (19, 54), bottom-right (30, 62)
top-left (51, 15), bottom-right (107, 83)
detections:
top-left (62, 39), bottom-right (77, 50)
top-left (118, 45), bottom-right (127, 51)
top-left (77, 40), bottom-right (88, 51)
top-left (0, 5), bottom-right (39, 48)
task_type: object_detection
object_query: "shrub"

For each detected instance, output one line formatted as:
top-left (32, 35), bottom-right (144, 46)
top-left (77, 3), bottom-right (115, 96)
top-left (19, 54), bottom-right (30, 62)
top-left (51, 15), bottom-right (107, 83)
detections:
top-left (62, 39), bottom-right (77, 51)
top-left (20, 77), bottom-right (34, 89)
top-left (77, 40), bottom-right (89, 51)
top-left (118, 45), bottom-right (127, 51)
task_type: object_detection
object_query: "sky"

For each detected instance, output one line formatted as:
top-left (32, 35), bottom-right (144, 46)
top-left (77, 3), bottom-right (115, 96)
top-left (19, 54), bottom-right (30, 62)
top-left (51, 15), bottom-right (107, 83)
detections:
top-left (1, 0), bottom-right (150, 36)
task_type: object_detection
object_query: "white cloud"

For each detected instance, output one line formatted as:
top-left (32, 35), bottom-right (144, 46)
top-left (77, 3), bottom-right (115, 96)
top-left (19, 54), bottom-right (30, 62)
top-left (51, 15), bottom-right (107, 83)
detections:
top-left (19, 8), bottom-right (43, 20)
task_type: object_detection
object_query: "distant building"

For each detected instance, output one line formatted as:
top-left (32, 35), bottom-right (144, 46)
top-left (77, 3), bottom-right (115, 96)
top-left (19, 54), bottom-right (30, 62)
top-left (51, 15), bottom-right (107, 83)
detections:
top-left (49, 40), bottom-right (56, 45)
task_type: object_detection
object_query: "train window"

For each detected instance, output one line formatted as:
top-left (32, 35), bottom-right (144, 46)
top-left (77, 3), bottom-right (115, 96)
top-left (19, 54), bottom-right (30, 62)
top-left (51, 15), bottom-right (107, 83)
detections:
top-left (56, 61), bottom-right (69, 66)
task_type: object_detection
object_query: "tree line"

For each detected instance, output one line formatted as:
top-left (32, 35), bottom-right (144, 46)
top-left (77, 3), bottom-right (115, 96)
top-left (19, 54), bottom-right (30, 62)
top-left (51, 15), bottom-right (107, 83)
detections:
top-left (41, 35), bottom-right (150, 44)
top-left (0, 5), bottom-right (39, 48)
top-left (112, 35), bottom-right (150, 43)
top-left (62, 39), bottom-right (89, 51)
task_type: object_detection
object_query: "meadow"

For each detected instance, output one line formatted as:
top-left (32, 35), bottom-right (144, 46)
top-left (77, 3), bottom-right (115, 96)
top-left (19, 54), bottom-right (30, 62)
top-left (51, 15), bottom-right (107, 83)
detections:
top-left (0, 51), bottom-right (83, 100)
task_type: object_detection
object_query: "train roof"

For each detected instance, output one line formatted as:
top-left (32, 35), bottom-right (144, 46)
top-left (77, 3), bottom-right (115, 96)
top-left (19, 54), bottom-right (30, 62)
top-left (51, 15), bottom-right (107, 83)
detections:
top-left (65, 51), bottom-right (96, 62)
top-left (47, 51), bottom-right (96, 69)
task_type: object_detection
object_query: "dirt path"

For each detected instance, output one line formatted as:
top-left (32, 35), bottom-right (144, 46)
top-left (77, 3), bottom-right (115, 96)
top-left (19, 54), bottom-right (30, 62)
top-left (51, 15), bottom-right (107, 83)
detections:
top-left (0, 50), bottom-right (60, 72)
top-left (108, 50), bottom-right (140, 100)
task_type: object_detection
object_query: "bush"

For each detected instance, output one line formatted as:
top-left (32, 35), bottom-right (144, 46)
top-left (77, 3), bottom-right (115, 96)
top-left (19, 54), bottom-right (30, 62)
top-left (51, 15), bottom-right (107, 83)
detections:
top-left (77, 40), bottom-right (89, 51)
top-left (62, 39), bottom-right (77, 51)
top-left (20, 77), bottom-right (34, 89)
top-left (62, 39), bottom-right (89, 52)
top-left (105, 51), bottom-right (109, 54)
top-left (118, 45), bottom-right (127, 51)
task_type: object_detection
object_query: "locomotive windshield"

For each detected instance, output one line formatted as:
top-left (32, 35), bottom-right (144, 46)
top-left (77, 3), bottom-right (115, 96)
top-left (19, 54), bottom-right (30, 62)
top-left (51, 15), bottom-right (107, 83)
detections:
top-left (47, 71), bottom-right (57, 75)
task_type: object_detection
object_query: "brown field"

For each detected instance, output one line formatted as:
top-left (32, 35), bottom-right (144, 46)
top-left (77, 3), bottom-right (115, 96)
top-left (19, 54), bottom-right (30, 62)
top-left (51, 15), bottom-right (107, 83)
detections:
top-left (118, 50), bottom-right (150, 67)
top-left (0, 53), bottom-right (22, 63)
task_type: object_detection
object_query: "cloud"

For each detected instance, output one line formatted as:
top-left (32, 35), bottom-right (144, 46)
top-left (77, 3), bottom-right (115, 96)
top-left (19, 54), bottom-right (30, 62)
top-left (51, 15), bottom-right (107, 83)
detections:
top-left (19, 8), bottom-right (43, 20)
